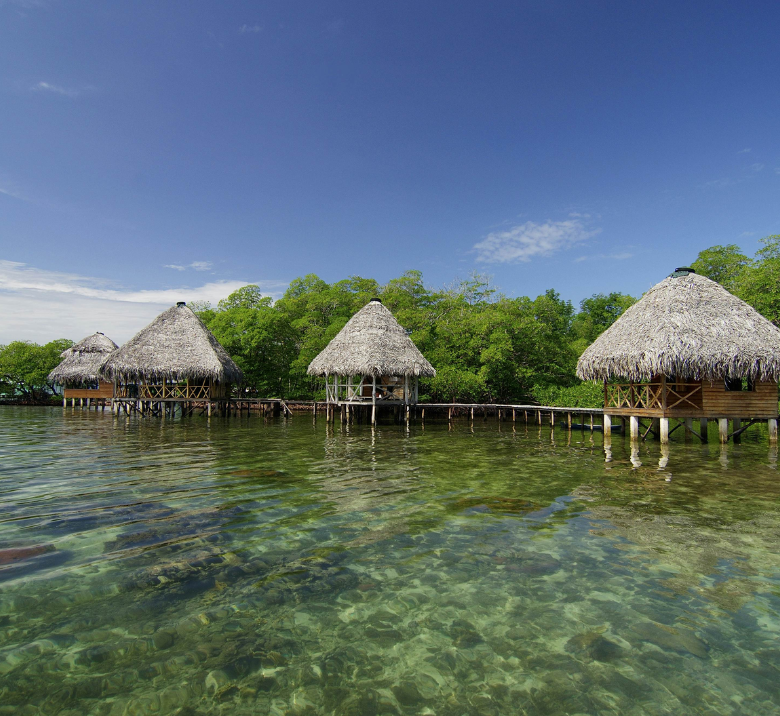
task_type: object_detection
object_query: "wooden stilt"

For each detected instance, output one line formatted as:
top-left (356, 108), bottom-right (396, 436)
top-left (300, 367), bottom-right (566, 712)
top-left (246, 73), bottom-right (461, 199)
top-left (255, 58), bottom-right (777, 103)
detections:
top-left (768, 418), bottom-right (777, 444)
top-left (567, 412), bottom-right (572, 431)
top-left (660, 417), bottom-right (669, 444)
top-left (719, 418), bottom-right (728, 443)
top-left (630, 416), bottom-right (639, 440)
top-left (62, 396), bottom-right (66, 408)
top-left (372, 375), bottom-right (376, 425)
top-left (733, 418), bottom-right (742, 444)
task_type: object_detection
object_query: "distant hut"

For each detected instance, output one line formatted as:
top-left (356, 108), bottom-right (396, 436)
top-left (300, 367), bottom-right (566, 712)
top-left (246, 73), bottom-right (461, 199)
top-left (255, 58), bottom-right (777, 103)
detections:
top-left (576, 268), bottom-right (780, 443)
top-left (307, 298), bottom-right (435, 422)
top-left (100, 302), bottom-right (243, 414)
top-left (48, 332), bottom-right (118, 407)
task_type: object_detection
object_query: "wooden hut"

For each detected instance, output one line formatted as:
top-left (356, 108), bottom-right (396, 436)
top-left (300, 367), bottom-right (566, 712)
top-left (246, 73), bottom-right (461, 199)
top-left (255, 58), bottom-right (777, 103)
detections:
top-left (48, 332), bottom-right (118, 407)
top-left (100, 302), bottom-right (243, 415)
top-left (576, 268), bottom-right (780, 444)
top-left (307, 298), bottom-right (435, 423)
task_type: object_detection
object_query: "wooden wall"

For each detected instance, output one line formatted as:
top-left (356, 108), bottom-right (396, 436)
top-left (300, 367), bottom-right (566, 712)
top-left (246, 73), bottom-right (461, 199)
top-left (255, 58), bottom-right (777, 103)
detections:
top-left (698, 379), bottom-right (778, 418)
top-left (63, 381), bottom-right (114, 399)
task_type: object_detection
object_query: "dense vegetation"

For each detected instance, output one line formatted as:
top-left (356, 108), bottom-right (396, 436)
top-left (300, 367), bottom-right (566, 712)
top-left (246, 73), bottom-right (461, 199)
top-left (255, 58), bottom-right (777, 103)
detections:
top-left (4, 234), bottom-right (779, 406)
top-left (191, 271), bottom-right (635, 405)
top-left (0, 339), bottom-right (73, 402)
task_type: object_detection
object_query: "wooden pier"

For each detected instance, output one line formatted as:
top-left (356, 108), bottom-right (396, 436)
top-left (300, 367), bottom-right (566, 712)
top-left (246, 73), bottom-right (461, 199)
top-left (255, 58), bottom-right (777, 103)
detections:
top-left (63, 397), bottom-right (776, 444)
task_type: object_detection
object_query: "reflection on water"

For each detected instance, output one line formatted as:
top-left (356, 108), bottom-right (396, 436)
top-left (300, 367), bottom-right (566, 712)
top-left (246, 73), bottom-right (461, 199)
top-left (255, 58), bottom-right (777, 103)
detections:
top-left (1, 407), bottom-right (780, 715)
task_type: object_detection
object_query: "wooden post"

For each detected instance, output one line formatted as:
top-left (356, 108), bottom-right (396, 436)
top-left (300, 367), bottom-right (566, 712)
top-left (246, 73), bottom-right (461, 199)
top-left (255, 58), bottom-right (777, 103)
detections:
top-left (371, 375), bottom-right (376, 425)
top-left (589, 414), bottom-right (594, 431)
top-left (603, 413), bottom-right (611, 436)
top-left (768, 418), bottom-right (777, 444)
top-left (684, 418), bottom-right (693, 439)
top-left (630, 416), bottom-right (639, 440)
top-left (471, 407), bottom-right (474, 421)
top-left (62, 396), bottom-right (66, 407)
top-left (700, 418), bottom-right (708, 443)
top-left (207, 401), bottom-right (212, 417)
top-left (660, 417), bottom-right (669, 444)
top-left (733, 418), bottom-right (742, 444)
top-left (512, 409), bottom-right (516, 422)
top-left (537, 410), bottom-right (541, 424)
top-left (551, 411), bottom-right (555, 427)
top-left (567, 412), bottom-right (572, 431)
top-left (719, 418), bottom-right (728, 444)
top-left (414, 377), bottom-right (419, 405)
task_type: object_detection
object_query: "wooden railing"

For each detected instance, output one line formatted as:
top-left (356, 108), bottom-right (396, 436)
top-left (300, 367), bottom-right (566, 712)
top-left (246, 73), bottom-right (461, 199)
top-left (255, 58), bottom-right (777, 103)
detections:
top-left (605, 382), bottom-right (703, 411)
top-left (139, 383), bottom-right (211, 400)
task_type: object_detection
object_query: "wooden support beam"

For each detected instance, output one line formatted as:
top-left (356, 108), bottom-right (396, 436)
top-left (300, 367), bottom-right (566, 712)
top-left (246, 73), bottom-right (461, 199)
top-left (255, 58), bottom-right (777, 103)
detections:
top-left (700, 418), bottom-right (708, 443)
top-left (630, 416), bottom-right (639, 440)
top-left (719, 418), bottom-right (728, 444)
top-left (660, 417), bottom-right (669, 444)
top-left (603, 413), bottom-right (611, 437)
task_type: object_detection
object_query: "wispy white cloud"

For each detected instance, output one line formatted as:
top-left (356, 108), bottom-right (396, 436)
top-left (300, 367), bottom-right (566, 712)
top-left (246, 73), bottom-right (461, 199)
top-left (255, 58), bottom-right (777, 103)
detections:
top-left (738, 148), bottom-right (752, 154)
top-left (163, 261), bottom-right (213, 272)
top-left (239, 24), bottom-right (262, 34)
top-left (474, 219), bottom-right (600, 264)
top-left (0, 261), bottom-right (287, 343)
top-left (0, 185), bottom-right (28, 201)
top-left (31, 81), bottom-right (83, 98)
top-left (751, 163), bottom-right (764, 172)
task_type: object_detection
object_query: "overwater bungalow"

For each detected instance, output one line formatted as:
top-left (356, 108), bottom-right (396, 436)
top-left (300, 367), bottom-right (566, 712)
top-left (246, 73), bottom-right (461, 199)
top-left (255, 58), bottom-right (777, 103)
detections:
top-left (100, 302), bottom-right (243, 415)
top-left (48, 332), bottom-right (118, 407)
top-left (577, 267), bottom-right (780, 443)
top-left (307, 297), bottom-right (435, 423)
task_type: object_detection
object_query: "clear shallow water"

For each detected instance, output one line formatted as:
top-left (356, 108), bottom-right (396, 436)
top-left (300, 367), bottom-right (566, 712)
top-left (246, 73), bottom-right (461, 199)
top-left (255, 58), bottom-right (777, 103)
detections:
top-left (1, 408), bottom-right (780, 716)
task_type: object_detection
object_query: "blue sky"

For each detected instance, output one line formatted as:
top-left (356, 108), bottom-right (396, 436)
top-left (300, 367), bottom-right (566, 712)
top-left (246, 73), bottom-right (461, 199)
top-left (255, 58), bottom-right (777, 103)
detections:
top-left (1, 0), bottom-right (779, 343)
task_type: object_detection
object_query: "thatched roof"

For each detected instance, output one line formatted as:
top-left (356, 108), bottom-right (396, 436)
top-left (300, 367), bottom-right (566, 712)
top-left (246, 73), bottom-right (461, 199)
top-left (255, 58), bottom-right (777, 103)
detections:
top-left (48, 332), bottom-right (118, 385)
top-left (307, 299), bottom-right (435, 378)
top-left (577, 269), bottom-right (780, 382)
top-left (100, 303), bottom-right (243, 383)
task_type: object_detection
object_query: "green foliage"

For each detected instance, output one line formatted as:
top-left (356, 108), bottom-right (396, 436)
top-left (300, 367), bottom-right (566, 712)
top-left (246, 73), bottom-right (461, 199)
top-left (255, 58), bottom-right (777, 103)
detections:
top-left (0, 339), bottom-right (73, 401)
top-left (531, 381), bottom-right (603, 408)
top-left (691, 236), bottom-right (780, 326)
top-left (196, 273), bottom-right (589, 403)
top-left (736, 235), bottom-right (780, 326)
top-left (571, 292), bottom-right (637, 344)
top-left (691, 244), bottom-right (750, 291)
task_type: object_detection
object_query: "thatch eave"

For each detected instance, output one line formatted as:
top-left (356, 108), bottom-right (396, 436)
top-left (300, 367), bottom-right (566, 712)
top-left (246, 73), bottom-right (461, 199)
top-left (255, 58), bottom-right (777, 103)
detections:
top-left (576, 273), bottom-right (780, 383)
top-left (307, 299), bottom-right (436, 378)
top-left (99, 304), bottom-right (243, 384)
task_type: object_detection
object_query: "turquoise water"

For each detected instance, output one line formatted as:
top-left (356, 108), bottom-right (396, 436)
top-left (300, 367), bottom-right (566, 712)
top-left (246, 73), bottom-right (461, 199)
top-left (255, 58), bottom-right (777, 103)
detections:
top-left (1, 407), bottom-right (780, 715)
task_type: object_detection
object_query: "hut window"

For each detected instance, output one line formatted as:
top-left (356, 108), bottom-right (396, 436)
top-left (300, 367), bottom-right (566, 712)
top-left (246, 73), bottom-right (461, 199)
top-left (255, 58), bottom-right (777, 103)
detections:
top-left (725, 377), bottom-right (754, 392)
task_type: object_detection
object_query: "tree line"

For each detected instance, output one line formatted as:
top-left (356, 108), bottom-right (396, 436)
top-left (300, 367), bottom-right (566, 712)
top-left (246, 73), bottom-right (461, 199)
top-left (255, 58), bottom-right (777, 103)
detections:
top-left (3, 234), bottom-right (778, 406)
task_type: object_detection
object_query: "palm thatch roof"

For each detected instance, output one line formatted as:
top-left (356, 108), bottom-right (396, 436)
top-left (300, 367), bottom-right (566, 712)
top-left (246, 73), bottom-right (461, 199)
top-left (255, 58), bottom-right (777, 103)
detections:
top-left (100, 303), bottom-right (243, 383)
top-left (577, 269), bottom-right (780, 382)
top-left (307, 298), bottom-right (436, 378)
top-left (48, 332), bottom-right (118, 385)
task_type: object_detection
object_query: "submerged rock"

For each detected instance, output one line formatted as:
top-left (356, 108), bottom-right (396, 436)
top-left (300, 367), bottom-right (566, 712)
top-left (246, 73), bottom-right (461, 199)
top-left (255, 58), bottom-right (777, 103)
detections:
top-left (632, 621), bottom-right (709, 658)
top-left (565, 631), bottom-right (623, 662)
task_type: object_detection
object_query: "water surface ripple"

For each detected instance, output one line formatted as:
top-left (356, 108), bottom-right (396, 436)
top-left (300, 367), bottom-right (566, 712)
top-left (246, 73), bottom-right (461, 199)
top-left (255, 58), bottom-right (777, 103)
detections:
top-left (1, 407), bottom-right (780, 715)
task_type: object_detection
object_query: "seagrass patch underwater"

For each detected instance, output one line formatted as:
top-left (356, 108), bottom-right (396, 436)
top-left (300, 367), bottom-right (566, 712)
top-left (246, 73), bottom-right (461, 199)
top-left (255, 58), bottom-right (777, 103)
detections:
top-left (1, 406), bottom-right (780, 715)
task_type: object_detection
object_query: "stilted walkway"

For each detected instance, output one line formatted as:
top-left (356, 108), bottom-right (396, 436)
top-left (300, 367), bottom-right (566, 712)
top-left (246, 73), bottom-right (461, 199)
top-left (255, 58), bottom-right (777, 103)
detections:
top-left (65, 398), bottom-right (777, 444)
